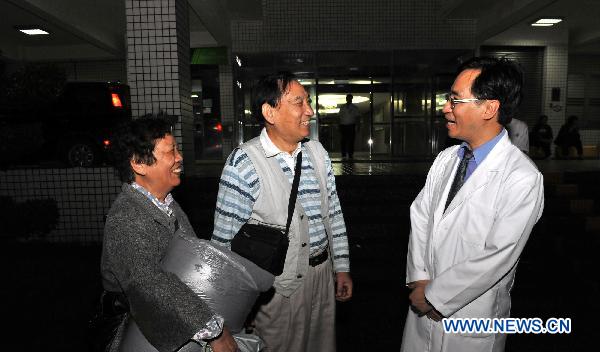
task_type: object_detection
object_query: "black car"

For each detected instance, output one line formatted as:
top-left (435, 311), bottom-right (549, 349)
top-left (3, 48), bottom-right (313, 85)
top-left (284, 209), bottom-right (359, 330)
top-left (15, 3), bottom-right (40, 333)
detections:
top-left (0, 81), bottom-right (131, 167)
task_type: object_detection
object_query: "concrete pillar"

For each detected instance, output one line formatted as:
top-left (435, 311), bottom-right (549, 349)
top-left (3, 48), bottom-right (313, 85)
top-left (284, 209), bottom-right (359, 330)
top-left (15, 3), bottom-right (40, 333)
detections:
top-left (541, 45), bottom-right (568, 156)
top-left (125, 0), bottom-right (196, 174)
top-left (219, 61), bottom-right (235, 156)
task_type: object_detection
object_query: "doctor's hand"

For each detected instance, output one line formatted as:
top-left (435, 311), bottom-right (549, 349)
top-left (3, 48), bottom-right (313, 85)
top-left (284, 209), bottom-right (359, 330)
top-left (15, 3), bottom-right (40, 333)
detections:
top-left (208, 326), bottom-right (238, 352)
top-left (426, 309), bottom-right (444, 322)
top-left (335, 272), bottom-right (353, 302)
top-left (408, 280), bottom-right (433, 315)
top-left (406, 280), bottom-right (429, 290)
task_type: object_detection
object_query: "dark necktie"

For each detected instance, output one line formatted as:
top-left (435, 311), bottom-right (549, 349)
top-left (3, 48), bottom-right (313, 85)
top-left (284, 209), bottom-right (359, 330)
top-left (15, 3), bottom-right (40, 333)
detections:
top-left (445, 146), bottom-right (474, 211)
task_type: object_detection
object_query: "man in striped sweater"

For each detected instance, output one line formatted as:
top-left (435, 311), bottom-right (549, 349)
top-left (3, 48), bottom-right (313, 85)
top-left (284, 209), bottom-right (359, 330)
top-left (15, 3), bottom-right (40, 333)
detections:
top-left (211, 72), bottom-right (352, 352)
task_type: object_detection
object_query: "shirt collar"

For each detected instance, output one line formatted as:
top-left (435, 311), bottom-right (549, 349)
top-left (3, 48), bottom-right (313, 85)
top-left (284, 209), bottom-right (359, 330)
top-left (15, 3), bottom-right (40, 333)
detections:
top-left (131, 182), bottom-right (174, 216)
top-left (458, 128), bottom-right (506, 165)
top-left (259, 127), bottom-right (302, 158)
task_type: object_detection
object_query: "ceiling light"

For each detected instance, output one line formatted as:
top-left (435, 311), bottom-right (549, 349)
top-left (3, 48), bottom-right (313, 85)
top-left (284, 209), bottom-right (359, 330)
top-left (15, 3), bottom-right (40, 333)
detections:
top-left (16, 27), bottom-right (49, 35)
top-left (319, 94), bottom-right (369, 107)
top-left (349, 80), bottom-right (382, 85)
top-left (319, 108), bottom-right (340, 114)
top-left (531, 18), bottom-right (562, 26)
top-left (298, 79), bottom-right (315, 85)
top-left (536, 18), bottom-right (562, 24)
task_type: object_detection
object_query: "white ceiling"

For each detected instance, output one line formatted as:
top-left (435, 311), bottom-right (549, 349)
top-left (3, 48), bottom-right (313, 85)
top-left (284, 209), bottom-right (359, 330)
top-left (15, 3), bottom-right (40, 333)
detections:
top-left (0, 0), bottom-right (598, 62)
top-left (442, 0), bottom-right (600, 54)
top-left (0, 0), bottom-right (261, 62)
top-left (0, 0), bottom-right (125, 61)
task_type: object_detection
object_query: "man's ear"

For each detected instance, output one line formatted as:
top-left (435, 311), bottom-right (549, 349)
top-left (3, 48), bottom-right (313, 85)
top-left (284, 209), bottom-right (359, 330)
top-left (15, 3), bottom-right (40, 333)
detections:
top-left (130, 158), bottom-right (146, 176)
top-left (262, 103), bottom-right (276, 125)
top-left (483, 99), bottom-right (500, 121)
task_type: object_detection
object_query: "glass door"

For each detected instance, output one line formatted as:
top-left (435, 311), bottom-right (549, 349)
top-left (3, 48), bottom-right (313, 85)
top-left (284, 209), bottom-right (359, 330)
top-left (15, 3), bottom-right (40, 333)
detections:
top-left (316, 79), bottom-right (372, 159)
top-left (391, 78), bottom-right (431, 156)
top-left (231, 50), bottom-right (470, 159)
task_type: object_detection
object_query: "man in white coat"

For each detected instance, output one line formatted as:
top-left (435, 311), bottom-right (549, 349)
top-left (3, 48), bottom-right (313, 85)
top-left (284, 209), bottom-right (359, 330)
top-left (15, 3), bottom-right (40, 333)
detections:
top-left (400, 57), bottom-right (544, 352)
top-left (507, 117), bottom-right (530, 154)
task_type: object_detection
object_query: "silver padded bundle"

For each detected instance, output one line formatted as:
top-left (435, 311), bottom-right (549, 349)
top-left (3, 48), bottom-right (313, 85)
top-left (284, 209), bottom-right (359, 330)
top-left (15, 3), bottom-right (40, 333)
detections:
top-left (119, 234), bottom-right (275, 352)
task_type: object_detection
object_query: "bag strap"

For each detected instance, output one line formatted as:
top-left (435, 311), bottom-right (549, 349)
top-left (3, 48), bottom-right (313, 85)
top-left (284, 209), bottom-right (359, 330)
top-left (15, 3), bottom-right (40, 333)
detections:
top-left (285, 151), bottom-right (302, 236)
top-left (303, 141), bottom-right (334, 259)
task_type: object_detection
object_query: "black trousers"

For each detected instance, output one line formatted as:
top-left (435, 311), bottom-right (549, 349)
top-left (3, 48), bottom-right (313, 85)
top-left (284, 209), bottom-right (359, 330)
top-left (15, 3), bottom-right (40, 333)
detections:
top-left (340, 124), bottom-right (356, 158)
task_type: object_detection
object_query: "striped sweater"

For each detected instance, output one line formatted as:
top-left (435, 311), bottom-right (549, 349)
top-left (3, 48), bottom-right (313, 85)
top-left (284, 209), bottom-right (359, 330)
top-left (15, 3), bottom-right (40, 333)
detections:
top-left (211, 141), bottom-right (350, 273)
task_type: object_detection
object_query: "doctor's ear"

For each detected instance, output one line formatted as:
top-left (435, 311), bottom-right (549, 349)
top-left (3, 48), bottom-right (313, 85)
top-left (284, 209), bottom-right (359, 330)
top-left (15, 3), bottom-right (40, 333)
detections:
top-left (262, 103), bottom-right (276, 124)
top-left (483, 99), bottom-right (500, 120)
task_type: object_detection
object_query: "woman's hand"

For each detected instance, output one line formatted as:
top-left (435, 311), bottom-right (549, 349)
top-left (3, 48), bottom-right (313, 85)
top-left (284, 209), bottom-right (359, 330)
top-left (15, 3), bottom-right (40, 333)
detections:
top-left (208, 326), bottom-right (238, 352)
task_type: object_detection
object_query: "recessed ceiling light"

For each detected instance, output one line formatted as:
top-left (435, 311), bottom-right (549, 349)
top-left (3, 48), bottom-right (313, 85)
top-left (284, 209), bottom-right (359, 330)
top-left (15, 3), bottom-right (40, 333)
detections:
top-left (531, 18), bottom-right (562, 26)
top-left (16, 27), bottom-right (49, 35)
top-left (536, 18), bottom-right (563, 24)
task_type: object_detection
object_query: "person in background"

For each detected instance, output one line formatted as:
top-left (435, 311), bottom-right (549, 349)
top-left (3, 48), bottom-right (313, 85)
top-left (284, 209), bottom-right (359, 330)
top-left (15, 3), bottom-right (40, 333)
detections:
top-left (401, 57), bottom-right (544, 352)
top-left (101, 117), bottom-right (237, 352)
top-left (338, 94), bottom-right (361, 159)
top-left (212, 72), bottom-right (352, 352)
top-left (531, 115), bottom-right (553, 159)
top-left (507, 117), bottom-right (529, 153)
top-left (554, 115), bottom-right (583, 159)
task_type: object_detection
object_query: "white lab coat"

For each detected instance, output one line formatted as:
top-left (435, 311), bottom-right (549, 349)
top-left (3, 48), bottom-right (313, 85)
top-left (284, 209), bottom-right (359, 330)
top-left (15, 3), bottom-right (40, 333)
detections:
top-left (400, 134), bottom-right (544, 352)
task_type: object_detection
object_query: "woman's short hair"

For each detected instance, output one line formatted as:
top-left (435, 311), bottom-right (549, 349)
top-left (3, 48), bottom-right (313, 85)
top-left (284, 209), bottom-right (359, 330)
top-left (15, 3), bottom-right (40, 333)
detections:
top-left (112, 117), bottom-right (174, 183)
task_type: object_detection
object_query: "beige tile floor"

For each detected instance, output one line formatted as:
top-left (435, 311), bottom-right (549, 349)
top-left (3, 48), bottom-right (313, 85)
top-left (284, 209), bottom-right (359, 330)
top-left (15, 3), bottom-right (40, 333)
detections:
top-left (195, 157), bottom-right (600, 177)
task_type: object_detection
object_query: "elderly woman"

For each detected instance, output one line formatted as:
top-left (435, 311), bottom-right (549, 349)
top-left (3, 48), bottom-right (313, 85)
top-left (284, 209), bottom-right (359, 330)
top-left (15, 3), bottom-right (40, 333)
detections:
top-left (100, 117), bottom-right (236, 352)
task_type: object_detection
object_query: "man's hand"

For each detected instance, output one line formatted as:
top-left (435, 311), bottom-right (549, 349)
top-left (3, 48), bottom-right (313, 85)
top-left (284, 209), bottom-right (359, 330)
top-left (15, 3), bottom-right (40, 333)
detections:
top-left (335, 272), bottom-right (353, 302)
top-left (208, 326), bottom-right (238, 352)
top-left (426, 309), bottom-right (444, 322)
top-left (407, 280), bottom-right (432, 315)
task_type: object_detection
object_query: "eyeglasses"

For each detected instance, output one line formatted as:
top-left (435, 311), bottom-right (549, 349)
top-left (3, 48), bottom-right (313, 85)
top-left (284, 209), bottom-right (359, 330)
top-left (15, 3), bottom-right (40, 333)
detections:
top-left (445, 93), bottom-right (482, 109)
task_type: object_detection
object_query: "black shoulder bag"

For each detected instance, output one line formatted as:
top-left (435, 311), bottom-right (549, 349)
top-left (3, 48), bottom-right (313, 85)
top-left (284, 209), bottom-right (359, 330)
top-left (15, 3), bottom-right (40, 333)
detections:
top-left (87, 290), bottom-right (129, 352)
top-left (231, 151), bottom-right (302, 276)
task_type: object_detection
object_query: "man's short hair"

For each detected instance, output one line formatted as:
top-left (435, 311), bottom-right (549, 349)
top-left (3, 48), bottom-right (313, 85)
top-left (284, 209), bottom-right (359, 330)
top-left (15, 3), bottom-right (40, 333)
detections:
top-left (251, 71), bottom-right (297, 123)
top-left (346, 94), bottom-right (353, 100)
top-left (459, 57), bottom-right (523, 126)
top-left (112, 117), bottom-right (174, 183)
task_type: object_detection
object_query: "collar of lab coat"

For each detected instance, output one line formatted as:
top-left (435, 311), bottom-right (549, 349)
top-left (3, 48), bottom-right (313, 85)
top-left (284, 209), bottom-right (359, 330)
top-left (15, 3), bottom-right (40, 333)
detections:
top-left (441, 133), bottom-right (512, 218)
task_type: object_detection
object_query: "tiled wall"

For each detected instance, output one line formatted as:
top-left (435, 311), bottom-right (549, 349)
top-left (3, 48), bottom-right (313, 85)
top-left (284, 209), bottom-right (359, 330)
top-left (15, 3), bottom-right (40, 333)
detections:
top-left (125, 0), bottom-right (196, 173)
top-left (580, 130), bottom-right (600, 149)
top-left (0, 168), bottom-right (121, 243)
top-left (567, 55), bottom-right (600, 147)
top-left (232, 0), bottom-right (476, 52)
